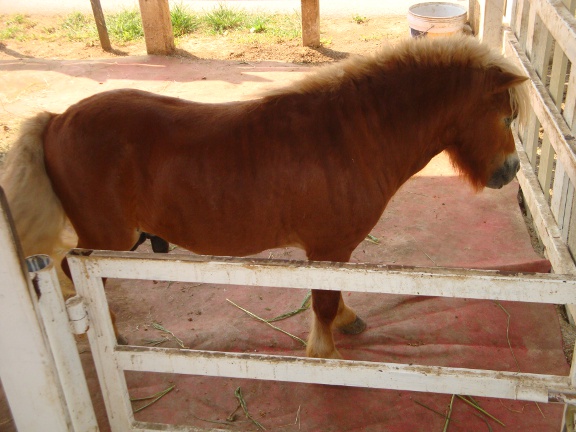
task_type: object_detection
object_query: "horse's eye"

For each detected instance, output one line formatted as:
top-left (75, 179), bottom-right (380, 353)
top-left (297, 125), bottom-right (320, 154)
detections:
top-left (504, 111), bottom-right (518, 128)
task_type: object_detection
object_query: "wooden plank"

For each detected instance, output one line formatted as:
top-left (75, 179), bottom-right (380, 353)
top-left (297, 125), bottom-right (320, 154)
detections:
top-left (138, 0), bottom-right (175, 55)
top-left (69, 251), bottom-right (576, 303)
top-left (518, 0), bottom-right (532, 50)
top-left (551, 0), bottom-right (576, 255)
top-left (528, 6), bottom-right (554, 79)
top-left (301, 0), bottom-right (320, 47)
top-left (513, 132), bottom-right (576, 274)
top-left (522, 3), bottom-right (552, 168)
top-left (529, 0), bottom-right (576, 64)
top-left (549, 0), bottom-right (574, 235)
top-left (89, 0), bottom-right (112, 52)
top-left (473, 0), bottom-right (507, 48)
top-left (116, 345), bottom-right (572, 404)
top-left (552, 163), bottom-right (574, 239)
top-left (505, 35), bottom-right (576, 190)
top-left (0, 191), bottom-right (73, 431)
top-left (539, 133), bottom-right (555, 198)
top-left (565, 67), bottom-right (576, 126)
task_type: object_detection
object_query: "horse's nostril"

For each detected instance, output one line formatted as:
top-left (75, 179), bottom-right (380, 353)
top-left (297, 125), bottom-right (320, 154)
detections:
top-left (507, 155), bottom-right (520, 174)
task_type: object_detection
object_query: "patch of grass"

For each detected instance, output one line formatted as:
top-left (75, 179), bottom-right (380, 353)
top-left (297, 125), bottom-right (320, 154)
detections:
top-left (107, 9), bottom-right (143, 42)
top-left (171, 4), bottom-right (200, 37)
top-left (234, 12), bottom-right (301, 43)
top-left (203, 4), bottom-right (247, 34)
top-left (0, 26), bottom-right (21, 40)
top-left (1, 14), bottom-right (36, 41)
top-left (247, 15), bottom-right (268, 34)
top-left (352, 14), bottom-right (368, 24)
top-left (264, 12), bottom-right (301, 39)
top-left (61, 12), bottom-right (96, 41)
top-left (0, 7), bottom-right (302, 48)
top-left (7, 14), bottom-right (28, 26)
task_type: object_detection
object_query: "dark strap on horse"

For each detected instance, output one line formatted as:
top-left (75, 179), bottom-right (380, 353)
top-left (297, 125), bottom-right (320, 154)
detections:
top-left (131, 232), bottom-right (169, 253)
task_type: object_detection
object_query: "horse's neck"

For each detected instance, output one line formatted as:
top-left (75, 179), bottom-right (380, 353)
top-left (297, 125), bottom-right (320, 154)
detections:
top-left (349, 66), bottom-right (473, 190)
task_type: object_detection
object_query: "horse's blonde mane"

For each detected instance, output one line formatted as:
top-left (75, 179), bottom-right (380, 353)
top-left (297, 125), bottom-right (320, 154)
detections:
top-left (266, 35), bottom-right (528, 123)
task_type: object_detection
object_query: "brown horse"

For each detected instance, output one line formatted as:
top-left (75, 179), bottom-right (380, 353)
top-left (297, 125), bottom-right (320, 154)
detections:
top-left (1, 35), bottom-right (527, 359)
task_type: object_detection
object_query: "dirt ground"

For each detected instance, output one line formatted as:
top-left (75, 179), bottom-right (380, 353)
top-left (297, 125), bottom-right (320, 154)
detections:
top-left (0, 14), bottom-right (407, 62)
top-left (0, 14), bottom-right (407, 157)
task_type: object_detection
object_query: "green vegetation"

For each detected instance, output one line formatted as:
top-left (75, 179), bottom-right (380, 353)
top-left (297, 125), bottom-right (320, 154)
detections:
top-left (107, 9), bottom-right (143, 42)
top-left (203, 3), bottom-right (246, 33)
top-left (352, 14), bottom-right (368, 24)
top-left (0, 5), bottom-right (301, 45)
top-left (170, 4), bottom-right (200, 37)
top-left (1, 14), bottom-right (35, 41)
top-left (61, 12), bottom-right (96, 41)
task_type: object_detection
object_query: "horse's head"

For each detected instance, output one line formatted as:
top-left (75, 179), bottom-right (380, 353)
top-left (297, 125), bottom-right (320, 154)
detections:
top-left (445, 66), bottom-right (528, 190)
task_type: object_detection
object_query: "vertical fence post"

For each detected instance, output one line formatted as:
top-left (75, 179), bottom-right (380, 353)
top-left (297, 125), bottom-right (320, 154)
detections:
top-left (301, 0), bottom-right (320, 47)
top-left (89, 0), bottom-right (112, 52)
top-left (138, 0), bottom-right (175, 55)
top-left (469, 0), bottom-right (506, 48)
top-left (28, 255), bottom-right (98, 431)
top-left (0, 189), bottom-right (73, 431)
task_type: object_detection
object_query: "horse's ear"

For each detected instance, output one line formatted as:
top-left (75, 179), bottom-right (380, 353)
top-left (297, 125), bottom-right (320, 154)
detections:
top-left (488, 68), bottom-right (528, 93)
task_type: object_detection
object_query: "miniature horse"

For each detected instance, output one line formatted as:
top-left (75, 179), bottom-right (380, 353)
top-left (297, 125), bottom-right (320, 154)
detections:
top-left (1, 35), bottom-right (527, 359)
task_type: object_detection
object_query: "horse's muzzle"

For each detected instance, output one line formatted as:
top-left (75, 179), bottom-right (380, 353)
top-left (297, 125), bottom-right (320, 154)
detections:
top-left (486, 154), bottom-right (520, 189)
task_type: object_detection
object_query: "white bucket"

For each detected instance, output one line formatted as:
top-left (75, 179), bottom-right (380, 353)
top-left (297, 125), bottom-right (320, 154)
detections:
top-left (408, 2), bottom-right (467, 38)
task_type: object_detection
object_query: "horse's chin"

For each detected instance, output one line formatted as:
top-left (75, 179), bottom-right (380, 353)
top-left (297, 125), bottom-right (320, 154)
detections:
top-left (486, 154), bottom-right (520, 189)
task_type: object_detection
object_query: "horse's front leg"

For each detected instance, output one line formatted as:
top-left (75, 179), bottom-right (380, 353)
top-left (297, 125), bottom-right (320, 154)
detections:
top-left (307, 290), bottom-right (367, 358)
top-left (305, 248), bottom-right (367, 358)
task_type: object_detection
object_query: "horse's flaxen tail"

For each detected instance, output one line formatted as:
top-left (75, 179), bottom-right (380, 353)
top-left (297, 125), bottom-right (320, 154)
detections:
top-left (0, 112), bottom-right (69, 262)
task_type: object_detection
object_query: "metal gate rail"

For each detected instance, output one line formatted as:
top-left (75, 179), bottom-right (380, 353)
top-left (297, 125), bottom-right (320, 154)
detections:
top-left (67, 249), bottom-right (576, 431)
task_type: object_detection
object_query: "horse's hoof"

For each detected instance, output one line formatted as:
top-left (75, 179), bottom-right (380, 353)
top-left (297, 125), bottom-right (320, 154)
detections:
top-left (117, 334), bottom-right (129, 345)
top-left (338, 316), bottom-right (367, 335)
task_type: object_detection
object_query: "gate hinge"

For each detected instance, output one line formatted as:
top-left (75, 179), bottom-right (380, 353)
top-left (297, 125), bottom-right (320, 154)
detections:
top-left (65, 296), bottom-right (89, 334)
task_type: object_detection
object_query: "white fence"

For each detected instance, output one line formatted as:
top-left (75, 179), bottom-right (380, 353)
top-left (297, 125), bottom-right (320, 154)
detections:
top-left (502, 0), bottom-right (576, 429)
top-left (65, 250), bottom-right (576, 431)
top-left (504, 0), bottom-right (576, 277)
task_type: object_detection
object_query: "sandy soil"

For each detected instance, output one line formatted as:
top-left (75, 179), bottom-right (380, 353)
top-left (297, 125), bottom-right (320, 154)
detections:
top-left (0, 14), bottom-right (408, 62)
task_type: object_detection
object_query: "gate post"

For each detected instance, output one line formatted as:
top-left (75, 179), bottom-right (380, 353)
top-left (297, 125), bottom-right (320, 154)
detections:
top-left (0, 189), bottom-right (73, 431)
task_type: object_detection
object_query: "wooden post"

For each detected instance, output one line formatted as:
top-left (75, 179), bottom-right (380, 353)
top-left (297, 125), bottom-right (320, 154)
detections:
top-left (301, 0), bottom-right (320, 47)
top-left (138, 0), bottom-right (175, 55)
top-left (89, 0), bottom-right (112, 52)
top-left (469, 0), bottom-right (506, 49)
